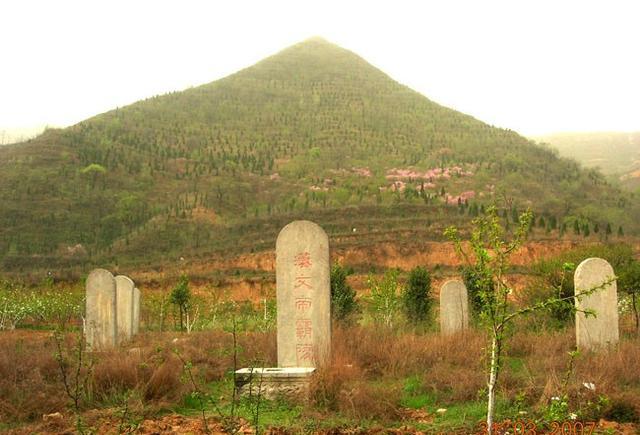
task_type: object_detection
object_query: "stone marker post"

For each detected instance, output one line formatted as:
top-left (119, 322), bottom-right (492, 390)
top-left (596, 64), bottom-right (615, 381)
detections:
top-left (440, 280), bottom-right (469, 335)
top-left (115, 275), bottom-right (135, 342)
top-left (276, 220), bottom-right (331, 367)
top-left (575, 258), bottom-right (619, 351)
top-left (133, 287), bottom-right (141, 335)
top-left (85, 269), bottom-right (117, 350)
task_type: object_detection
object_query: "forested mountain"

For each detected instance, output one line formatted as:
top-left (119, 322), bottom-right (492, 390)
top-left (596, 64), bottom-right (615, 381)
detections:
top-left (536, 131), bottom-right (640, 191)
top-left (1, 38), bottom-right (637, 273)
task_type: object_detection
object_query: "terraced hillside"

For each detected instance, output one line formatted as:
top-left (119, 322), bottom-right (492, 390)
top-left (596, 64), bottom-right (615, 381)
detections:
top-left (0, 38), bottom-right (637, 274)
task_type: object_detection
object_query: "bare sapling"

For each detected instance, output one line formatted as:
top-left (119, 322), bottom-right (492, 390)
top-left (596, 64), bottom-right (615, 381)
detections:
top-left (52, 330), bottom-right (95, 434)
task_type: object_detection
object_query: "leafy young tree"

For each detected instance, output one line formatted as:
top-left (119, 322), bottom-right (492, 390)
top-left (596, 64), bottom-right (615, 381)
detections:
top-left (445, 206), bottom-right (611, 434)
top-left (402, 266), bottom-right (433, 324)
top-left (170, 274), bottom-right (191, 331)
top-left (367, 269), bottom-right (401, 328)
top-left (330, 262), bottom-right (357, 321)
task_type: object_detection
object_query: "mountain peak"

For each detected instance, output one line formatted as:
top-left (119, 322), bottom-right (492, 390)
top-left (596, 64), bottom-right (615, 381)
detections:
top-left (300, 36), bottom-right (332, 44)
top-left (268, 36), bottom-right (353, 59)
top-left (234, 36), bottom-right (384, 84)
top-left (0, 37), bottom-right (637, 272)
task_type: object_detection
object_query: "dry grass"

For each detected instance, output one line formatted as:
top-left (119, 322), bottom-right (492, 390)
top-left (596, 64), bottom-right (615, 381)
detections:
top-left (310, 326), bottom-right (486, 420)
top-left (0, 329), bottom-right (275, 424)
top-left (1, 325), bottom-right (639, 426)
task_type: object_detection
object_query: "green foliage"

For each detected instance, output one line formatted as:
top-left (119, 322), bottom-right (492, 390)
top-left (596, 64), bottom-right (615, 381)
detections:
top-left (330, 262), bottom-right (357, 322)
top-left (461, 265), bottom-right (494, 320)
top-left (618, 258), bottom-right (640, 333)
top-left (603, 398), bottom-right (639, 423)
top-left (367, 269), bottom-right (402, 328)
top-left (619, 259), bottom-right (640, 295)
top-left (540, 395), bottom-right (571, 423)
top-left (170, 274), bottom-right (191, 309)
top-left (402, 266), bottom-right (432, 324)
top-left (80, 163), bottom-right (106, 175)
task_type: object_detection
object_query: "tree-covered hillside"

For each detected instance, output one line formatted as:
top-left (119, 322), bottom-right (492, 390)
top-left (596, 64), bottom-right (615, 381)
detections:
top-left (1, 38), bottom-right (637, 272)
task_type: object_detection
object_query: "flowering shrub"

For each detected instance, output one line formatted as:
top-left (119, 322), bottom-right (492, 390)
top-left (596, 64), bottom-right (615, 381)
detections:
top-left (0, 283), bottom-right (82, 330)
top-left (0, 290), bottom-right (31, 330)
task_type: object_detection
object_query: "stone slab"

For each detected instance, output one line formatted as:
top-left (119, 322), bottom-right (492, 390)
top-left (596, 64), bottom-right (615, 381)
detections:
top-left (85, 269), bottom-right (117, 350)
top-left (440, 279), bottom-right (469, 335)
top-left (115, 275), bottom-right (135, 342)
top-left (276, 220), bottom-right (331, 368)
top-left (575, 257), bottom-right (619, 351)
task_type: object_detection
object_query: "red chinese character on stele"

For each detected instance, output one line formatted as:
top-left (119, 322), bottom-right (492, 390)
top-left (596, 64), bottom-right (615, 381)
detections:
top-left (295, 319), bottom-right (313, 339)
top-left (294, 276), bottom-right (312, 290)
top-left (294, 251), bottom-right (312, 268)
top-left (295, 298), bottom-right (312, 312)
top-left (296, 344), bottom-right (314, 362)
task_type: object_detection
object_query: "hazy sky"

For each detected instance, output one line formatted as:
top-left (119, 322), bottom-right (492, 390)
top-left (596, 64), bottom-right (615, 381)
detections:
top-left (1, 0), bottom-right (639, 140)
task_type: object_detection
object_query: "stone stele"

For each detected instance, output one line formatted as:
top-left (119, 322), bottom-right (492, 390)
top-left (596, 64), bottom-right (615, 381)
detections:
top-left (115, 275), bottom-right (135, 342)
top-left (85, 269), bottom-right (117, 350)
top-left (276, 220), bottom-right (331, 368)
top-left (440, 279), bottom-right (469, 335)
top-left (132, 287), bottom-right (141, 335)
top-left (575, 257), bottom-right (619, 351)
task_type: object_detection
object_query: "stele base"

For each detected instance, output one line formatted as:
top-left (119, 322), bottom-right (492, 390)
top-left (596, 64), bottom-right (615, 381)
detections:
top-left (234, 367), bottom-right (316, 401)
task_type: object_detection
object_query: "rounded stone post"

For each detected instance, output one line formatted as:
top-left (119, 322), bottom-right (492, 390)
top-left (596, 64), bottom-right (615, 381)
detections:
top-left (440, 280), bottom-right (469, 335)
top-left (85, 269), bottom-right (117, 350)
top-left (115, 275), bottom-right (135, 342)
top-left (276, 220), bottom-right (331, 368)
top-left (575, 258), bottom-right (619, 351)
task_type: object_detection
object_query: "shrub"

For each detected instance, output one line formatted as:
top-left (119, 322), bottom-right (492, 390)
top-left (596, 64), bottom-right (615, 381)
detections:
top-left (402, 266), bottom-right (432, 324)
top-left (330, 262), bottom-right (357, 321)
